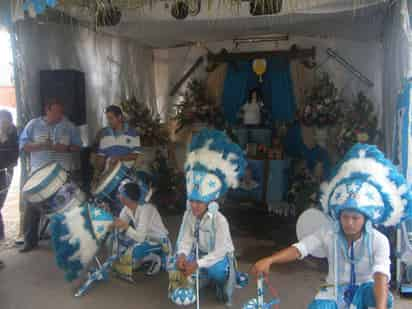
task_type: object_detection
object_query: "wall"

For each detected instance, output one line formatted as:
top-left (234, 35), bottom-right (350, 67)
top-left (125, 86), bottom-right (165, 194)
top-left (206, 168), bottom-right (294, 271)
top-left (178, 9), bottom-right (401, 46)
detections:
top-left (0, 86), bottom-right (16, 108)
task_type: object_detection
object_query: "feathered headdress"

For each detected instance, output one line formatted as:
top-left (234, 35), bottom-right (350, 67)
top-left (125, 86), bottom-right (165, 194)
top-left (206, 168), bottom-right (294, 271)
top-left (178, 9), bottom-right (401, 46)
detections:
top-left (185, 129), bottom-right (246, 203)
top-left (320, 144), bottom-right (412, 226)
top-left (50, 204), bottom-right (113, 281)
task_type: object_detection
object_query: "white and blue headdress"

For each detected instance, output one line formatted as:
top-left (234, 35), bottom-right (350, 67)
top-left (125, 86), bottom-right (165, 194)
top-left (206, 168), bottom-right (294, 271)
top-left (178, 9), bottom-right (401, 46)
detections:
top-left (185, 129), bottom-right (247, 204)
top-left (50, 204), bottom-right (113, 281)
top-left (320, 144), bottom-right (412, 226)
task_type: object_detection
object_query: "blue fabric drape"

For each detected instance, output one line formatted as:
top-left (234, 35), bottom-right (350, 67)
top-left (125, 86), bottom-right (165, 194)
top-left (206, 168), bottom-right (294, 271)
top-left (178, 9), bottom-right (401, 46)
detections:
top-left (393, 80), bottom-right (411, 178)
top-left (222, 62), bottom-right (250, 124)
top-left (221, 57), bottom-right (295, 124)
top-left (264, 58), bottom-right (296, 121)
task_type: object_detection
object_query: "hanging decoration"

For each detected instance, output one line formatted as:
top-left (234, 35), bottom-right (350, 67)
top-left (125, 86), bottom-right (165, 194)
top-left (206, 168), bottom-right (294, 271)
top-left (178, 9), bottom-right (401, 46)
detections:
top-left (173, 79), bottom-right (225, 132)
top-left (300, 72), bottom-right (342, 128)
top-left (120, 97), bottom-right (168, 146)
top-left (23, 0), bottom-right (58, 17)
top-left (188, 0), bottom-right (201, 16)
top-left (249, 0), bottom-right (283, 16)
top-left (336, 92), bottom-right (380, 156)
top-left (55, 1), bottom-right (375, 19)
top-left (171, 1), bottom-right (189, 19)
top-left (252, 58), bottom-right (267, 83)
top-left (95, 1), bottom-right (122, 27)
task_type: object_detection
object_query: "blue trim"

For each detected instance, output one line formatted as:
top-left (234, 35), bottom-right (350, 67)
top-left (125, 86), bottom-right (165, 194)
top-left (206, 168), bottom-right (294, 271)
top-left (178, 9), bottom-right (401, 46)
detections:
top-left (94, 165), bottom-right (129, 200)
top-left (24, 162), bottom-right (63, 195)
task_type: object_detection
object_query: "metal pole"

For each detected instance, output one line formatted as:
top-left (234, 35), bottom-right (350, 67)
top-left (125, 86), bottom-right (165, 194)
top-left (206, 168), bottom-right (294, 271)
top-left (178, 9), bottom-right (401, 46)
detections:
top-left (195, 219), bottom-right (200, 309)
top-left (257, 275), bottom-right (264, 309)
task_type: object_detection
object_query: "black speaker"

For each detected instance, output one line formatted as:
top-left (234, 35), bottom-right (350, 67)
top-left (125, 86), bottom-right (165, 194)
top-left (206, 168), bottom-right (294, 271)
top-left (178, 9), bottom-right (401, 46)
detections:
top-left (40, 70), bottom-right (86, 125)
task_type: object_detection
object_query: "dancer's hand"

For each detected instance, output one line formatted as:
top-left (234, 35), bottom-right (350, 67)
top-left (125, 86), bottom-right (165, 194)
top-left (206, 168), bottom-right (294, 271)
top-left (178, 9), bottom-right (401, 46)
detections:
top-left (112, 218), bottom-right (129, 230)
top-left (251, 257), bottom-right (272, 277)
top-left (176, 254), bottom-right (187, 271)
top-left (183, 261), bottom-right (198, 277)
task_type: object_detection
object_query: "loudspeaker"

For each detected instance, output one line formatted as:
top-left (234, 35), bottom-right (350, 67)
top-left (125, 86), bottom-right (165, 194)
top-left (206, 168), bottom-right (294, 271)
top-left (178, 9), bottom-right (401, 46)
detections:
top-left (40, 70), bottom-right (86, 125)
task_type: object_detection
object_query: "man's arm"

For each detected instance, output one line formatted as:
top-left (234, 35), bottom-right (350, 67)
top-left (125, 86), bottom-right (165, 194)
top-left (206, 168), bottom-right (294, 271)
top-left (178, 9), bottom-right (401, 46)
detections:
top-left (372, 232), bottom-right (391, 309)
top-left (111, 153), bottom-right (139, 162)
top-left (374, 272), bottom-right (389, 309)
top-left (19, 120), bottom-right (50, 153)
top-left (23, 143), bottom-right (51, 153)
top-left (251, 228), bottom-right (326, 276)
top-left (251, 246), bottom-right (301, 276)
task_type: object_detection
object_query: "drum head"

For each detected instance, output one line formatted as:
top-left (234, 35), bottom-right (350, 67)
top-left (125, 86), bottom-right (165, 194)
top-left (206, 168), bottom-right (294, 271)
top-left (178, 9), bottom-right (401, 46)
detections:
top-left (23, 162), bottom-right (59, 192)
top-left (46, 182), bottom-right (85, 216)
top-left (296, 208), bottom-right (332, 258)
top-left (92, 162), bottom-right (124, 195)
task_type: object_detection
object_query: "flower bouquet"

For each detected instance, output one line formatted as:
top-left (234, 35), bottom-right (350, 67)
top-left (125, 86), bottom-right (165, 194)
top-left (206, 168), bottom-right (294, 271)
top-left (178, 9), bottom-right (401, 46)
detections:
top-left (336, 92), bottom-right (379, 156)
top-left (301, 72), bottom-right (342, 128)
top-left (120, 97), bottom-right (168, 146)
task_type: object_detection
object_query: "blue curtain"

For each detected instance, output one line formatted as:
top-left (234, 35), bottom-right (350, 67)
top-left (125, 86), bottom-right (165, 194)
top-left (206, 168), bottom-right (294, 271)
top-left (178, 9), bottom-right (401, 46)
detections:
top-left (263, 58), bottom-right (296, 121)
top-left (221, 57), bottom-right (295, 124)
top-left (393, 80), bottom-right (411, 178)
top-left (222, 62), bottom-right (250, 124)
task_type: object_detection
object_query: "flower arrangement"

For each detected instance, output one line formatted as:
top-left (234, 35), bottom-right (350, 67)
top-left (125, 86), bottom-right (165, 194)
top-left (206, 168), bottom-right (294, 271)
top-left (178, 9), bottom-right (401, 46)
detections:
top-left (336, 92), bottom-right (379, 156)
top-left (286, 160), bottom-right (319, 216)
top-left (301, 72), bottom-right (342, 128)
top-left (150, 149), bottom-right (186, 211)
top-left (120, 97), bottom-right (168, 146)
top-left (173, 79), bottom-right (224, 132)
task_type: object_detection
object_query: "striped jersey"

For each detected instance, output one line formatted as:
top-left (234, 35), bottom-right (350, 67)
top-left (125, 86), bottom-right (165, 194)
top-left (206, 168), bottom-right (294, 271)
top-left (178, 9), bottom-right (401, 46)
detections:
top-left (97, 123), bottom-right (141, 165)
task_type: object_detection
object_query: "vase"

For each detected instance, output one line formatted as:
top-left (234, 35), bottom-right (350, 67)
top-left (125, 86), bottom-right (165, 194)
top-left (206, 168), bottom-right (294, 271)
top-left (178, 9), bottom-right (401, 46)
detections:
top-left (314, 127), bottom-right (329, 148)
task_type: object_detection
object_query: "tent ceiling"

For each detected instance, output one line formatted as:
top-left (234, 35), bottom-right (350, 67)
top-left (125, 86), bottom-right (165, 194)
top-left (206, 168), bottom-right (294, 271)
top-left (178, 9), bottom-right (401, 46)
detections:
top-left (55, 0), bottom-right (389, 48)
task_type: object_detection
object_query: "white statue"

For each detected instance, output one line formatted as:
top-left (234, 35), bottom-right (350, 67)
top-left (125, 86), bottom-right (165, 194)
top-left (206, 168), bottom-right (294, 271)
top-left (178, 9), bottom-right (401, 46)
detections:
top-left (242, 90), bottom-right (262, 126)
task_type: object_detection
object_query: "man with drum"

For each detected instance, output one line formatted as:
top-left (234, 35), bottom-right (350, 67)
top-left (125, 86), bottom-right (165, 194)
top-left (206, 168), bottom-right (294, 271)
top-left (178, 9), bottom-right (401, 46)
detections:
top-left (251, 144), bottom-right (412, 309)
top-left (19, 98), bottom-right (82, 252)
top-left (93, 105), bottom-right (141, 183)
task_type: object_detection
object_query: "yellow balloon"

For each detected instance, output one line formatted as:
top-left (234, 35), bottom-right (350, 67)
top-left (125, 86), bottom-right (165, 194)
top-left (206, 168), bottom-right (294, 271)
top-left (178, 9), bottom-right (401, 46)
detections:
top-left (252, 58), bottom-right (267, 76)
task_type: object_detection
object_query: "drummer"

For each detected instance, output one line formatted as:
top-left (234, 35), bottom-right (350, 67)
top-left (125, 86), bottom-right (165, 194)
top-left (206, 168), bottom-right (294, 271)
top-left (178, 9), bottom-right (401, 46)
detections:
top-left (93, 105), bottom-right (141, 182)
top-left (110, 182), bottom-right (169, 270)
top-left (250, 144), bottom-right (412, 309)
top-left (19, 98), bottom-right (82, 253)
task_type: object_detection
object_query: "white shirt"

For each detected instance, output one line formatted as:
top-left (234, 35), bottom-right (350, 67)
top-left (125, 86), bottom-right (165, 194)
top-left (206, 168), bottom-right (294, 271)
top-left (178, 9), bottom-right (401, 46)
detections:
top-left (293, 227), bottom-right (391, 285)
top-left (242, 101), bottom-right (261, 125)
top-left (119, 203), bottom-right (168, 243)
top-left (177, 210), bottom-right (234, 268)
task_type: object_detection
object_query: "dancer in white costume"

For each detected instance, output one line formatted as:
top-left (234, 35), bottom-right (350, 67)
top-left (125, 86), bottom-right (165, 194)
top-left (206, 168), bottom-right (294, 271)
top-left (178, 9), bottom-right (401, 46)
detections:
top-left (252, 144), bottom-right (412, 309)
top-left (169, 129), bottom-right (248, 307)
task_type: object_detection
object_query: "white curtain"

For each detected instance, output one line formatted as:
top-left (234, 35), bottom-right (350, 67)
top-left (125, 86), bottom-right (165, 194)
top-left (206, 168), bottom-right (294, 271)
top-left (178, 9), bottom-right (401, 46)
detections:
top-left (13, 20), bottom-right (156, 142)
top-left (382, 0), bottom-right (411, 157)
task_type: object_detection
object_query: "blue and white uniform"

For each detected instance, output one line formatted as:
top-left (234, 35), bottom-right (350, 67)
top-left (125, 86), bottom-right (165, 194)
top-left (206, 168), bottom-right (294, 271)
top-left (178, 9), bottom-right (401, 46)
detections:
top-left (97, 123), bottom-right (141, 168)
top-left (294, 227), bottom-right (393, 309)
top-left (117, 202), bottom-right (170, 263)
top-left (177, 210), bottom-right (234, 283)
top-left (19, 117), bottom-right (82, 171)
top-left (301, 143), bottom-right (412, 309)
top-left (169, 129), bottom-right (247, 307)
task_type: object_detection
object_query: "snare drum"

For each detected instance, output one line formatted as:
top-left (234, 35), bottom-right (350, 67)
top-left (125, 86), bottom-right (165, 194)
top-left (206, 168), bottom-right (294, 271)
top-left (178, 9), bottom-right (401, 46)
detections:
top-left (92, 162), bottom-right (129, 202)
top-left (23, 162), bottom-right (68, 203)
top-left (45, 182), bottom-right (86, 217)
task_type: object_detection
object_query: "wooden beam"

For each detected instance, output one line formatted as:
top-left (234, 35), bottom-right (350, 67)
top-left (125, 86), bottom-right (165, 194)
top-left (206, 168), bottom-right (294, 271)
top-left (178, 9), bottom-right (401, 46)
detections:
top-left (169, 57), bottom-right (204, 96)
top-left (208, 45), bottom-right (316, 63)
